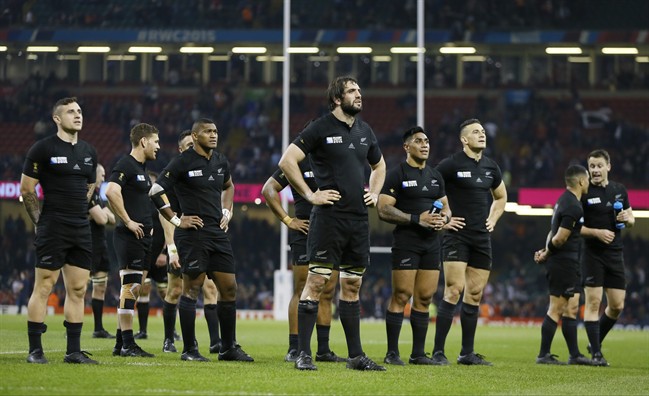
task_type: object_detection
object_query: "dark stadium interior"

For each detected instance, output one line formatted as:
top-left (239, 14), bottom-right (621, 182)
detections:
top-left (0, 0), bottom-right (647, 325)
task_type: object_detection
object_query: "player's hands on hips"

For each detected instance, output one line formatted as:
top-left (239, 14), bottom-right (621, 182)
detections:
top-left (364, 191), bottom-right (378, 207)
top-left (289, 218), bottom-right (309, 235)
top-left (534, 248), bottom-right (548, 264)
top-left (180, 215), bottom-right (203, 229)
top-left (126, 220), bottom-right (145, 239)
top-left (307, 189), bottom-right (341, 206)
top-left (444, 216), bottom-right (465, 231)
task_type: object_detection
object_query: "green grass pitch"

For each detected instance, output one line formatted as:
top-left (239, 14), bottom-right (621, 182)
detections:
top-left (1, 314), bottom-right (648, 395)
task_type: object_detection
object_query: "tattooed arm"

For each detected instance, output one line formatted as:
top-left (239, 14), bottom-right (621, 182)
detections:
top-left (20, 174), bottom-right (41, 226)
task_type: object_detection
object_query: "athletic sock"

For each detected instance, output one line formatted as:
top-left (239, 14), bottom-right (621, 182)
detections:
top-left (64, 321), bottom-right (83, 355)
top-left (539, 315), bottom-right (558, 356)
top-left (339, 300), bottom-right (362, 358)
top-left (121, 329), bottom-right (135, 348)
top-left (561, 316), bottom-right (580, 357)
top-left (288, 333), bottom-right (298, 352)
top-left (204, 303), bottom-right (221, 347)
top-left (599, 313), bottom-right (617, 345)
top-left (316, 324), bottom-right (331, 355)
top-left (27, 321), bottom-right (46, 353)
top-left (137, 302), bottom-right (149, 333)
top-left (217, 301), bottom-right (236, 350)
top-left (162, 301), bottom-right (177, 340)
top-left (385, 310), bottom-right (404, 355)
top-left (585, 320), bottom-right (601, 355)
top-left (410, 309), bottom-right (430, 357)
top-left (297, 300), bottom-right (319, 356)
top-left (433, 300), bottom-right (455, 354)
top-left (114, 329), bottom-right (123, 350)
top-left (460, 303), bottom-right (479, 356)
top-left (91, 298), bottom-right (104, 331)
top-left (178, 296), bottom-right (197, 352)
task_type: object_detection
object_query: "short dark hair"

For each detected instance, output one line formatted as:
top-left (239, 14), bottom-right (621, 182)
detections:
top-left (587, 149), bottom-right (610, 164)
top-left (191, 118), bottom-right (216, 133)
top-left (459, 118), bottom-right (481, 136)
top-left (129, 123), bottom-right (159, 146)
top-left (178, 129), bottom-right (192, 145)
top-left (327, 76), bottom-right (358, 111)
top-left (565, 164), bottom-right (588, 187)
top-left (52, 97), bottom-right (78, 115)
top-left (402, 126), bottom-right (425, 143)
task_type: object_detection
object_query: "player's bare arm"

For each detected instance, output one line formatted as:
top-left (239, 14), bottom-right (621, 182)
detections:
top-left (279, 144), bottom-right (340, 205)
top-left (20, 174), bottom-right (41, 226)
top-left (486, 181), bottom-right (507, 232)
top-left (262, 176), bottom-right (309, 235)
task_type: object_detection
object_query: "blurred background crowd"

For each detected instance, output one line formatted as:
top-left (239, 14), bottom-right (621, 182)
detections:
top-left (0, 0), bottom-right (647, 325)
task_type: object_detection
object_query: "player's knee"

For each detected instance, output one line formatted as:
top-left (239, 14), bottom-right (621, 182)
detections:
top-left (415, 293), bottom-right (433, 308)
top-left (391, 288), bottom-right (412, 307)
top-left (608, 302), bottom-right (624, 316)
top-left (585, 296), bottom-right (602, 313)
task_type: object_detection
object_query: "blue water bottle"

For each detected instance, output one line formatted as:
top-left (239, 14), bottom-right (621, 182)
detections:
top-left (430, 200), bottom-right (443, 214)
top-left (613, 201), bottom-right (625, 229)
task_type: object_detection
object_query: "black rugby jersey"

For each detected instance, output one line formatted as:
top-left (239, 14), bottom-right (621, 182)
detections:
top-left (550, 190), bottom-right (584, 260)
top-left (157, 147), bottom-right (231, 230)
top-left (271, 160), bottom-right (316, 220)
top-left (89, 188), bottom-right (107, 246)
top-left (581, 181), bottom-right (630, 250)
top-left (109, 155), bottom-right (153, 230)
top-left (435, 151), bottom-right (502, 232)
top-left (22, 134), bottom-right (97, 226)
top-left (293, 113), bottom-right (382, 218)
top-left (381, 161), bottom-right (446, 243)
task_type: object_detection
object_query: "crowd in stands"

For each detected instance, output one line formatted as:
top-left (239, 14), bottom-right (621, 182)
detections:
top-left (3, 0), bottom-right (646, 30)
top-left (1, 0), bottom-right (647, 324)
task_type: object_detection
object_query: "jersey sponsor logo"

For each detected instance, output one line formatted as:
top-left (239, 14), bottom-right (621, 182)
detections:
top-left (456, 171), bottom-right (471, 178)
top-left (303, 171), bottom-right (314, 179)
top-left (348, 143), bottom-right (355, 149)
top-left (422, 186), bottom-right (429, 191)
top-left (476, 177), bottom-right (483, 183)
top-left (587, 197), bottom-right (602, 205)
top-left (218, 168), bottom-right (223, 173)
top-left (360, 137), bottom-right (368, 146)
top-left (615, 194), bottom-right (622, 199)
top-left (401, 258), bottom-right (411, 264)
top-left (299, 254), bottom-right (308, 261)
top-left (447, 250), bottom-right (458, 258)
top-left (208, 175), bottom-right (215, 181)
top-left (431, 179), bottom-right (439, 186)
top-left (136, 175), bottom-right (146, 181)
top-left (402, 180), bottom-right (418, 188)
top-left (579, 217), bottom-right (584, 224)
top-left (84, 157), bottom-right (93, 166)
top-left (326, 136), bottom-right (343, 144)
top-left (132, 259), bottom-right (142, 264)
top-left (188, 170), bottom-right (203, 177)
top-left (485, 171), bottom-right (492, 178)
top-left (73, 164), bottom-right (81, 170)
top-left (316, 250), bottom-right (327, 256)
top-left (50, 156), bottom-right (68, 164)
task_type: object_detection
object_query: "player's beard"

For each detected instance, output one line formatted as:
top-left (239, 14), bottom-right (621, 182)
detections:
top-left (341, 100), bottom-right (362, 116)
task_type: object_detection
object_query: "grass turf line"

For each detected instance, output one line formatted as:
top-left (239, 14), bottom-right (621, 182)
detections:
top-left (1, 314), bottom-right (648, 395)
